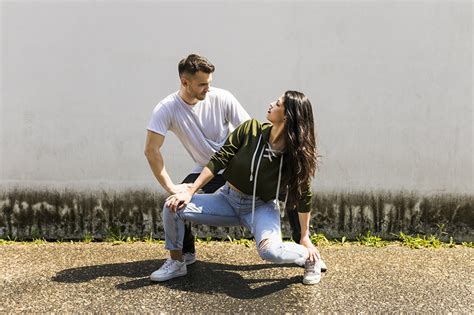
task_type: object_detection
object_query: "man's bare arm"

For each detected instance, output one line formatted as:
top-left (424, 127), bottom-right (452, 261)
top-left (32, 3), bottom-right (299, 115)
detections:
top-left (144, 131), bottom-right (190, 194)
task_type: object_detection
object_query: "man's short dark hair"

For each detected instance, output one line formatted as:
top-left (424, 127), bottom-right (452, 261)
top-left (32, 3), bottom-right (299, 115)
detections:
top-left (178, 54), bottom-right (215, 77)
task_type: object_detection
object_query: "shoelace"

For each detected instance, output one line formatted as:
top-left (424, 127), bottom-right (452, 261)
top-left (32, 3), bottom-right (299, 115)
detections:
top-left (304, 260), bottom-right (316, 274)
top-left (161, 259), bottom-right (175, 271)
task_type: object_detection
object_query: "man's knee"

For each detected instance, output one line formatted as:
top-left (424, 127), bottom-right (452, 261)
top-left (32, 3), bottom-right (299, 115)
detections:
top-left (162, 205), bottom-right (179, 222)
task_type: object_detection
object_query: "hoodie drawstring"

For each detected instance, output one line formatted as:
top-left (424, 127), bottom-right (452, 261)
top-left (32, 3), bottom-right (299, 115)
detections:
top-left (275, 155), bottom-right (284, 210)
top-left (281, 186), bottom-right (289, 218)
top-left (249, 137), bottom-right (286, 233)
top-left (249, 135), bottom-right (262, 182)
top-left (250, 145), bottom-right (265, 233)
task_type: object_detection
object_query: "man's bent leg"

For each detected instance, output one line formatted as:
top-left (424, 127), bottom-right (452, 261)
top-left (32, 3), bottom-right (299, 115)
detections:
top-left (182, 223), bottom-right (195, 254)
top-left (181, 174), bottom-right (226, 255)
top-left (151, 201), bottom-right (198, 282)
top-left (180, 174), bottom-right (199, 255)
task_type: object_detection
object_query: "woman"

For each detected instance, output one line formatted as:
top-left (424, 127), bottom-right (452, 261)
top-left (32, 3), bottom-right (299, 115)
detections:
top-left (151, 91), bottom-right (321, 285)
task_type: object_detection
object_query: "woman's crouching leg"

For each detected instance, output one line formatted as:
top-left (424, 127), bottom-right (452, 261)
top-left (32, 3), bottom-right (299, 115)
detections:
top-left (250, 202), bottom-right (308, 266)
top-left (257, 238), bottom-right (308, 266)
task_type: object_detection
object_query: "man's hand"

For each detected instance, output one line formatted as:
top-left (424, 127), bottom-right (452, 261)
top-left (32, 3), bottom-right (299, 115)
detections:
top-left (165, 190), bottom-right (193, 212)
top-left (168, 183), bottom-right (193, 194)
top-left (300, 236), bottom-right (320, 262)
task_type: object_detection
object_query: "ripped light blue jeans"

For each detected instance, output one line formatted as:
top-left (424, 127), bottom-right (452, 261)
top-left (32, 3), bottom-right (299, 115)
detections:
top-left (163, 183), bottom-right (308, 266)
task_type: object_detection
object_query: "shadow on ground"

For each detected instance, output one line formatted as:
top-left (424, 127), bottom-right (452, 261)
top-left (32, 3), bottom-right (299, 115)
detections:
top-left (52, 259), bottom-right (301, 299)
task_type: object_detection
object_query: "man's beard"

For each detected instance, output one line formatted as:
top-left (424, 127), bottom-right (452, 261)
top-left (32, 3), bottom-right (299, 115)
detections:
top-left (195, 92), bottom-right (206, 100)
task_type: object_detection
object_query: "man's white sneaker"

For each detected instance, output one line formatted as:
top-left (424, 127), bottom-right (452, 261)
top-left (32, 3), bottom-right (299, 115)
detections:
top-left (150, 259), bottom-right (187, 282)
top-left (183, 252), bottom-right (197, 265)
top-left (303, 258), bottom-right (321, 285)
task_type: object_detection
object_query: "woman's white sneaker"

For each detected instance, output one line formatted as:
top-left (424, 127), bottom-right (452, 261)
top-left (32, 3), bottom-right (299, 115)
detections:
top-left (320, 259), bottom-right (327, 272)
top-left (303, 258), bottom-right (321, 285)
top-left (150, 259), bottom-right (187, 282)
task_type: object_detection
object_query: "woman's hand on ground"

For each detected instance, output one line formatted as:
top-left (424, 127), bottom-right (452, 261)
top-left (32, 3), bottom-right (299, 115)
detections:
top-left (300, 236), bottom-right (320, 262)
top-left (165, 190), bottom-right (193, 212)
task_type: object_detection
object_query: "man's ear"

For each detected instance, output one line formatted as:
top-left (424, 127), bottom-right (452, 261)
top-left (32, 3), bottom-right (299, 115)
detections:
top-left (180, 76), bottom-right (188, 87)
top-left (180, 73), bottom-right (193, 88)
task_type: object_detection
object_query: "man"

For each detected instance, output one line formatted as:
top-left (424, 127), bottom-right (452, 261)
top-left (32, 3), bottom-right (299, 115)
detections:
top-left (144, 54), bottom-right (250, 266)
top-left (145, 54), bottom-right (327, 277)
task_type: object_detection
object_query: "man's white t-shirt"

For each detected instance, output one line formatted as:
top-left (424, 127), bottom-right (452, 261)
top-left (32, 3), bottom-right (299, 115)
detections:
top-left (147, 87), bottom-right (250, 173)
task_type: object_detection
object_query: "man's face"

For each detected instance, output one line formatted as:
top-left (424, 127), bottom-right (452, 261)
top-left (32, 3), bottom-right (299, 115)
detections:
top-left (183, 71), bottom-right (212, 101)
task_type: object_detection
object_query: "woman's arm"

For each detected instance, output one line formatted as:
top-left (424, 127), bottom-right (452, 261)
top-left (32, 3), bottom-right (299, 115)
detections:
top-left (166, 119), bottom-right (253, 212)
top-left (206, 119), bottom-right (252, 175)
top-left (166, 167), bottom-right (215, 212)
top-left (296, 182), bottom-right (319, 262)
top-left (298, 211), bottom-right (320, 262)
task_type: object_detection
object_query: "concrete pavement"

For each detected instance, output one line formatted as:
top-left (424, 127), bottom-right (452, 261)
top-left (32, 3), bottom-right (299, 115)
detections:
top-left (1, 242), bottom-right (472, 313)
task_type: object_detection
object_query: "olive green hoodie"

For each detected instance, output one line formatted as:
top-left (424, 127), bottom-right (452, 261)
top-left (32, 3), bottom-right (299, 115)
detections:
top-left (207, 119), bottom-right (312, 216)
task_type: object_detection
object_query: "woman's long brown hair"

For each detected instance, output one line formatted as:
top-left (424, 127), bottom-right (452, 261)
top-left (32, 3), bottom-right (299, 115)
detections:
top-left (282, 90), bottom-right (318, 209)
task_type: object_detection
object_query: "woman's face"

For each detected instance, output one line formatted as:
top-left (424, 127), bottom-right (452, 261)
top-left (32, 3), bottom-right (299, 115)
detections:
top-left (266, 94), bottom-right (286, 124)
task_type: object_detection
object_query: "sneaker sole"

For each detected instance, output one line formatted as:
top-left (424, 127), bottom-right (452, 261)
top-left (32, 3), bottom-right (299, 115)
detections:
top-left (150, 270), bottom-right (187, 282)
top-left (303, 277), bottom-right (321, 285)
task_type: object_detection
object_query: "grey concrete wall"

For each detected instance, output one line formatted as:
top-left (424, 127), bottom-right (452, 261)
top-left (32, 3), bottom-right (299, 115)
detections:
top-left (1, 0), bottom-right (472, 194)
top-left (1, 189), bottom-right (472, 241)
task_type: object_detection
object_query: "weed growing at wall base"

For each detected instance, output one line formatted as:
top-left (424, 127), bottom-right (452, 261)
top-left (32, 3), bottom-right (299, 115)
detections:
top-left (226, 235), bottom-right (253, 247)
top-left (310, 233), bottom-right (330, 246)
top-left (333, 236), bottom-right (348, 245)
top-left (32, 237), bottom-right (47, 245)
top-left (82, 232), bottom-right (93, 243)
top-left (1, 234), bottom-right (473, 248)
top-left (356, 231), bottom-right (388, 247)
top-left (143, 233), bottom-right (164, 244)
top-left (397, 232), bottom-right (443, 249)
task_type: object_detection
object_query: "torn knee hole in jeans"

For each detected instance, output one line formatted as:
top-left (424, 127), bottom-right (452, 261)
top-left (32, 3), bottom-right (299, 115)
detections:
top-left (258, 239), bottom-right (271, 251)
